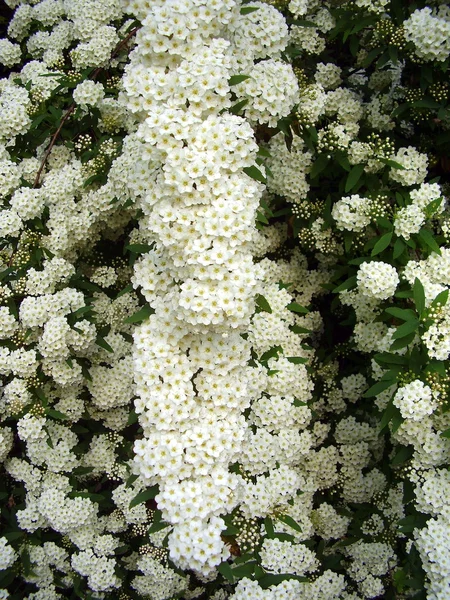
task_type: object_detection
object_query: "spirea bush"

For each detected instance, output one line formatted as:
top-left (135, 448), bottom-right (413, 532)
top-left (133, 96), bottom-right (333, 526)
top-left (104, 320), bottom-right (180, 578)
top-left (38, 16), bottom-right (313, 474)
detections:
top-left (0, 0), bottom-right (449, 598)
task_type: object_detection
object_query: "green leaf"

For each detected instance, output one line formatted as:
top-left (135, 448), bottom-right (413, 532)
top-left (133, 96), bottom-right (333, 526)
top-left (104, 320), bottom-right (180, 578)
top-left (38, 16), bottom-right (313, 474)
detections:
top-left (257, 146), bottom-right (271, 158)
top-left (287, 356), bottom-right (307, 364)
top-left (392, 445), bottom-right (413, 466)
top-left (392, 318), bottom-right (419, 340)
top-left (96, 335), bottom-right (114, 353)
top-left (286, 302), bottom-right (309, 314)
top-left (232, 562), bottom-right (256, 578)
top-left (125, 243), bottom-right (153, 254)
top-left (379, 157), bottom-right (407, 170)
top-left (345, 164), bottom-right (364, 193)
top-left (240, 5), bottom-right (259, 13)
top-left (440, 428), bottom-right (450, 439)
top-left (46, 409), bottom-right (70, 421)
top-left (374, 352), bottom-right (408, 366)
top-left (277, 514), bottom-right (302, 533)
top-left (258, 574), bottom-right (308, 589)
top-left (310, 154), bottom-right (329, 179)
top-left (371, 232), bottom-right (392, 257)
top-left (264, 516), bottom-right (274, 537)
top-left (255, 294), bottom-right (272, 313)
top-left (147, 519), bottom-right (170, 534)
top-left (218, 561), bottom-right (234, 582)
top-left (412, 98), bottom-right (441, 109)
top-left (243, 165), bottom-right (266, 183)
top-left (72, 466), bottom-right (94, 476)
top-left (332, 275), bottom-right (357, 293)
top-left (418, 228), bottom-right (441, 255)
top-left (430, 288), bottom-right (449, 309)
top-left (385, 307), bottom-right (417, 321)
top-left (228, 75), bottom-right (251, 86)
top-left (127, 410), bottom-right (138, 425)
top-left (229, 98), bottom-right (249, 115)
top-left (413, 278), bottom-right (426, 316)
top-left (116, 283), bottom-right (133, 298)
top-left (363, 378), bottom-right (396, 398)
top-left (129, 486), bottom-right (158, 509)
top-left (3, 531), bottom-right (25, 542)
top-left (393, 237), bottom-right (406, 259)
top-left (126, 474), bottom-right (139, 488)
top-left (124, 304), bottom-right (154, 324)
top-left (390, 332), bottom-right (416, 351)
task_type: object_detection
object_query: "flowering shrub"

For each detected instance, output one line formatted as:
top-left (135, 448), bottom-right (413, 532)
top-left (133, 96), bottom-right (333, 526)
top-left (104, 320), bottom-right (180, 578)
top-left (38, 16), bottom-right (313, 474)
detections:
top-left (0, 0), bottom-right (449, 599)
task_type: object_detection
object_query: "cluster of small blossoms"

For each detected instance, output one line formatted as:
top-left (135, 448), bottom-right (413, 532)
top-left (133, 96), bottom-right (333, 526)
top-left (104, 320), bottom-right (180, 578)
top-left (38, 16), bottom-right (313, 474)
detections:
top-left (357, 260), bottom-right (399, 300)
top-left (122, 0), bottom-right (299, 576)
top-left (403, 6), bottom-right (450, 63)
top-left (395, 182), bottom-right (445, 240)
top-left (332, 194), bottom-right (373, 232)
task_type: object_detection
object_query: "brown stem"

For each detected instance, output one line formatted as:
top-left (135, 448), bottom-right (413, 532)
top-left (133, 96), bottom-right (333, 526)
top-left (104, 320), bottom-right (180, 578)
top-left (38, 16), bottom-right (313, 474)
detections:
top-left (33, 25), bottom-right (140, 188)
top-left (33, 103), bottom-right (75, 188)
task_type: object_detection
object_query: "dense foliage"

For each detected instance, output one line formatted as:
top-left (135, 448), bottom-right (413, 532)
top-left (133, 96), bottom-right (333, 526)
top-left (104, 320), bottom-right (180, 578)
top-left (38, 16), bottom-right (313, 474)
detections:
top-left (0, 0), bottom-right (449, 599)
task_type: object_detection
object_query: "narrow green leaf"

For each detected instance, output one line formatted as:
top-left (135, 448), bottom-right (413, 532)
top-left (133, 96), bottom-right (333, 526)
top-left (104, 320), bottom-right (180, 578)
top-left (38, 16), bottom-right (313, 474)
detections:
top-left (440, 428), bottom-right (450, 439)
top-left (258, 574), bottom-right (308, 589)
top-left (277, 514), bottom-right (302, 533)
top-left (418, 228), bottom-right (441, 255)
top-left (345, 164), bottom-right (364, 193)
top-left (385, 307), bottom-right (417, 321)
top-left (255, 294), bottom-right (272, 313)
top-left (96, 336), bottom-right (114, 353)
top-left (129, 486), bottom-right (158, 509)
top-left (127, 410), bottom-right (138, 425)
top-left (218, 561), bottom-right (234, 582)
top-left (392, 445), bottom-right (413, 466)
top-left (413, 278), bottom-right (426, 316)
top-left (116, 283), bottom-right (133, 298)
top-left (46, 409), bottom-right (70, 421)
top-left (232, 562), bottom-right (256, 578)
top-left (240, 5), bottom-right (259, 14)
top-left (147, 520), bottom-right (170, 534)
top-left (430, 289), bottom-right (449, 309)
top-left (332, 275), bottom-right (357, 293)
top-left (124, 304), bottom-right (154, 324)
top-left (243, 165), bottom-right (266, 183)
top-left (228, 74), bottom-right (251, 86)
top-left (363, 378), bottom-right (396, 398)
top-left (125, 243), bottom-right (153, 254)
top-left (229, 98), bottom-right (249, 114)
top-left (126, 474), bottom-right (139, 488)
top-left (390, 331), bottom-right (416, 351)
top-left (393, 237), bottom-right (406, 259)
top-left (287, 356), bottom-right (307, 364)
top-left (309, 154), bottom-right (329, 179)
top-left (392, 319), bottom-right (419, 340)
top-left (264, 516), bottom-right (274, 537)
top-left (286, 302), bottom-right (309, 314)
top-left (371, 232), bottom-right (392, 257)
top-left (374, 352), bottom-right (408, 365)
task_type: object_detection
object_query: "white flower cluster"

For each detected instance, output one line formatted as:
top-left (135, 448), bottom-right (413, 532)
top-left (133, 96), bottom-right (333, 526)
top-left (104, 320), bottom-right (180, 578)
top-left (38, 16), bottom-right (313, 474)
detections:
top-left (357, 260), bottom-right (399, 300)
top-left (404, 6), bottom-right (450, 62)
top-left (393, 380), bottom-right (438, 421)
top-left (395, 182), bottom-right (444, 240)
top-left (118, 0), bottom-right (302, 576)
top-left (0, 38), bottom-right (21, 67)
top-left (266, 132), bottom-right (313, 203)
top-left (332, 194), bottom-right (373, 232)
top-left (73, 80), bottom-right (105, 108)
top-left (234, 59), bottom-right (299, 127)
top-left (389, 146), bottom-right (428, 186)
top-left (0, 79), bottom-right (31, 142)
